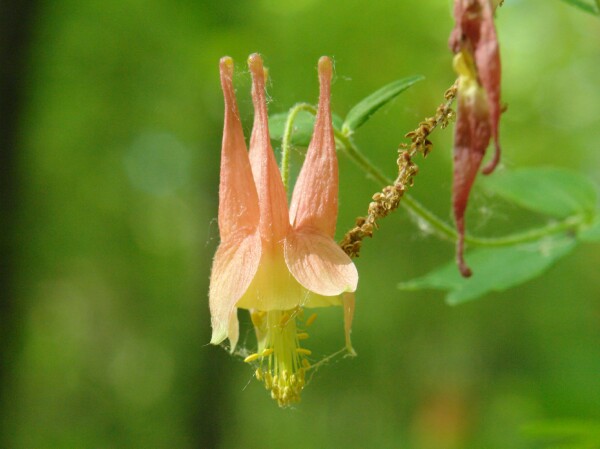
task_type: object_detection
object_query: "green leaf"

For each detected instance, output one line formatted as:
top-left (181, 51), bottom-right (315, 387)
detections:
top-left (560, 0), bottom-right (600, 16)
top-left (269, 111), bottom-right (314, 146)
top-left (523, 420), bottom-right (600, 438)
top-left (579, 215), bottom-right (600, 241)
top-left (523, 420), bottom-right (600, 449)
top-left (342, 75), bottom-right (424, 134)
top-left (483, 167), bottom-right (598, 218)
top-left (269, 111), bottom-right (343, 147)
top-left (398, 236), bottom-right (577, 305)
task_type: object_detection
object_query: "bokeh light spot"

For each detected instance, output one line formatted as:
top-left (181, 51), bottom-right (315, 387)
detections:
top-left (124, 132), bottom-right (191, 196)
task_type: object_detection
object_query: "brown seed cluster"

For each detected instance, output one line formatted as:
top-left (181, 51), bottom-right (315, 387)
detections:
top-left (339, 83), bottom-right (458, 259)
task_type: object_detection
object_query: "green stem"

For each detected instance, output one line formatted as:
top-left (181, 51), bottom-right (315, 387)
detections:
top-left (467, 215), bottom-right (585, 246)
top-left (401, 194), bottom-right (458, 242)
top-left (280, 103), bottom-right (317, 191)
top-left (402, 194), bottom-right (585, 246)
top-left (335, 131), bottom-right (584, 248)
top-left (284, 105), bottom-right (583, 250)
top-left (334, 130), bottom-right (390, 185)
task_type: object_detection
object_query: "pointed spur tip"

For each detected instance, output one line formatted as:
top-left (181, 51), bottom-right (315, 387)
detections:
top-left (219, 56), bottom-right (234, 76)
top-left (456, 230), bottom-right (473, 278)
top-left (219, 57), bottom-right (237, 108)
top-left (318, 56), bottom-right (332, 74)
top-left (459, 263), bottom-right (473, 278)
top-left (247, 53), bottom-right (263, 73)
top-left (317, 57), bottom-right (333, 100)
top-left (220, 56), bottom-right (233, 67)
top-left (248, 53), bottom-right (268, 89)
top-left (481, 144), bottom-right (501, 175)
top-left (457, 248), bottom-right (473, 277)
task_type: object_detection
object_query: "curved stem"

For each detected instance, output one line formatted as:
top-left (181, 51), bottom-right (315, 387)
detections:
top-left (285, 103), bottom-right (584, 250)
top-left (336, 131), bottom-right (584, 248)
top-left (280, 103), bottom-right (317, 191)
top-left (401, 194), bottom-right (458, 242)
top-left (402, 194), bottom-right (585, 246)
top-left (334, 130), bottom-right (390, 185)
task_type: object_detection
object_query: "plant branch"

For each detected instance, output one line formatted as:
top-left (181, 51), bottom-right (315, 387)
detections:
top-left (335, 83), bottom-right (585, 253)
top-left (279, 82), bottom-right (586, 258)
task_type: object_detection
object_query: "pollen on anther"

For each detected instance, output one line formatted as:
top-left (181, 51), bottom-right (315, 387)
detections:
top-left (250, 311), bottom-right (265, 327)
top-left (244, 353), bottom-right (260, 363)
top-left (296, 348), bottom-right (312, 356)
top-left (305, 313), bottom-right (318, 327)
top-left (296, 332), bottom-right (309, 340)
top-left (261, 348), bottom-right (274, 357)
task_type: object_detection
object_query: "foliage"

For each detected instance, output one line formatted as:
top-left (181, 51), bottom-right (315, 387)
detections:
top-left (272, 87), bottom-right (600, 306)
top-left (561, 0), bottom-right (600, 15)
top-left (399, 167), bottom-right (598, 304)
top-left (341, 75), bottom-right (424, 134)
top-left (4, 0), bottom-right (600, 448)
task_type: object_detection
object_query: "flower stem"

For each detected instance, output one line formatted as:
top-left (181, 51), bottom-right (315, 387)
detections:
top-left (334, 130), bottom-right (389, 185)
top-left (337, 133), bottom-right (584, 247)
top-left (402, 193), bottom-right (585, 246)
top-left (282, 94), bottom-right (584, 252)
top-left (280, 103), bottom-right (317, 192)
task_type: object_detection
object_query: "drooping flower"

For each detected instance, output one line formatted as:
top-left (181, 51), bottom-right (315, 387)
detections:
top-left (210, 54), bottom-right (358, 407)
top-left (449, 0), bottom-right (502, 276)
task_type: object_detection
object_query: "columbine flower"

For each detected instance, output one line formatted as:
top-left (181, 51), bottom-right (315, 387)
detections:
top-left (210, 54), bottom-right (358, 407)
top-left (449, 0), bottom-right (502, 276)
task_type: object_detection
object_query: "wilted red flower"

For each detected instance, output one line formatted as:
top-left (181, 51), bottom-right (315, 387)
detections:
top-left (449, 0), bottom-right (502, 276)
top-left (210, 54), bottom-right (358, 406)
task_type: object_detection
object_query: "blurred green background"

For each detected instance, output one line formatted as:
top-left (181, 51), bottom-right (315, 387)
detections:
top-left (1, 1), bottom-right (599, 448)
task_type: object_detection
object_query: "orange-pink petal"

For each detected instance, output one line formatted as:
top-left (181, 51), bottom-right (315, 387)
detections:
top-left (247, 54), bottom-right (290, 245)
top-left (449, 0), bottom-right (502, 175)
top-left (477, 1), bottom-right (502, 175)
top-left (452, 68), bottom-right (491, 278)
top-left (209, 233), bottom-right (262, 350)
top-left (289, 56), bottom-right (338, 237)
top-left (218, 57), bottom-right (260, 240)
top-left (284, 231), bottom-right (358, 297)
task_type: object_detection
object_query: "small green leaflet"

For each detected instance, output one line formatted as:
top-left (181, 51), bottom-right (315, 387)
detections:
top-left (560, 0), bottom-right (600, 16)
top-left (483, 167), bottom-right (598, 219)
top-left (269, 75), bottom-right (422, 144)
top-left (269, 111), bottom-right (343, 147)
top-left (398, 236), bottom-right (577, 305)
top-left (341, 75), bottom-right (424, 134)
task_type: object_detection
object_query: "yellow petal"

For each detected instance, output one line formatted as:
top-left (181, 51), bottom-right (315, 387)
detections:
top-left (236, 246), bottom-right (306, 311)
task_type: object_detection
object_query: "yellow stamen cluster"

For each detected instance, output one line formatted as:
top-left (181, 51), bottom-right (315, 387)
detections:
top-left (245, 308), bottom-right (315, 407)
